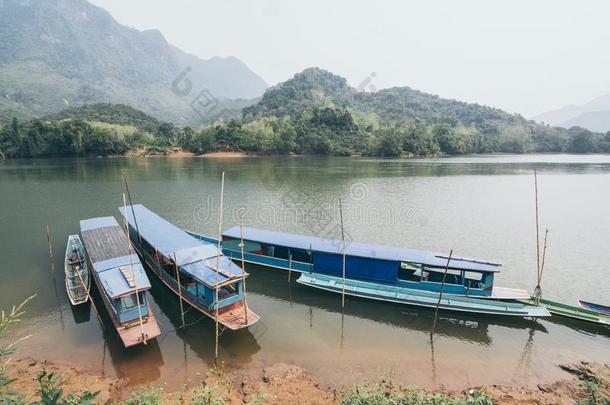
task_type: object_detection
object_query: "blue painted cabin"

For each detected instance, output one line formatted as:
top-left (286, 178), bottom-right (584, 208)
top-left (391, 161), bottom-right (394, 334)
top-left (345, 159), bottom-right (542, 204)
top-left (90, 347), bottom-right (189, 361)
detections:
top-left (205, 226), bottom-right (529, 300)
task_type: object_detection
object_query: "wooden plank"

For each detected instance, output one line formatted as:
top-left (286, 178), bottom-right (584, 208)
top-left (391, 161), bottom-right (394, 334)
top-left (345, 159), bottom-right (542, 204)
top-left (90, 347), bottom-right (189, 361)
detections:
top-left (81, 225), bottom-right (130, 264)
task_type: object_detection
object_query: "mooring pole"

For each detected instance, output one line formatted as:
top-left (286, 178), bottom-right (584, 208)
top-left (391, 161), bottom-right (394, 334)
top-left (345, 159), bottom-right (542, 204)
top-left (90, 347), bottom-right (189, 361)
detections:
top-left (339, 198), bottom-right (346, 309)
top-left (123, 193), bottom-right (146, 344)
top-left (45, 225), bottom-right (56, 278)
top-left (214, 172), bottom-right (225, 366)
top-left (123, 173), bottom-right (142, 244)
top-left (431, 250), bottom-right (453, 336)
top-left (74, 249), bottom-right (104, 330)
top-left (173, 251), bottom-right (186, 329)
top-left (533, 169), bottom-right (542, 304)
top-left (240, 216), bottom-right (248, 325)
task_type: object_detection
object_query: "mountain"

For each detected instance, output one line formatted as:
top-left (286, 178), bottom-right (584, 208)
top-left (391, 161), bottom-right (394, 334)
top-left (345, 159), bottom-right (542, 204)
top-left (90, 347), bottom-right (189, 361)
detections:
top-left (532, 93), bottom-right (610, 132)
top-left (245, 67), bottom-right (524, 129)
top-left (0, 0), bottom-right (266, 125)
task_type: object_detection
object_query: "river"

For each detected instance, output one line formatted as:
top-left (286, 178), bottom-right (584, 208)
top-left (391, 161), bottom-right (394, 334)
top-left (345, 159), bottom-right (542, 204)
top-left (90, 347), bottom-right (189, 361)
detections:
top-left (0, 154), bottom-right (608, 389)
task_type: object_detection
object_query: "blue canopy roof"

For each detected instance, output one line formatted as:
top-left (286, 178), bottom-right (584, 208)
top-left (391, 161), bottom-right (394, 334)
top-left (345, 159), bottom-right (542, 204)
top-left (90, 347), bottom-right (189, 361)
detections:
top-left (97, 260), bottom-right (151, 299)
top-left (222, 226), bottom-right (502, 273)
top-left (118, 204), bottom-right (220, 266)
top-left (182, 256), bottom-right (246, 288)
top-left (118, 205), bottom-right (245, 287)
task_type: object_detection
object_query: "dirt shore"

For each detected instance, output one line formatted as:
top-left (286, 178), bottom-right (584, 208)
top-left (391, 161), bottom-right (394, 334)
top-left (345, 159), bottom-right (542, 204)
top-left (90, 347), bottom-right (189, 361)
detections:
top-left (6, 357), bottom-right (609, 404)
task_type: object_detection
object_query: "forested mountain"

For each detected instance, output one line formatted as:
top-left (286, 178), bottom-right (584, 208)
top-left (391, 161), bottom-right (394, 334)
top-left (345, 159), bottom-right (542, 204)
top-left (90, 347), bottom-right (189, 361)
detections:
top-left (0, 0), bottom-right (266, 125)
top-left (2, 70), bottom-right (610, 158)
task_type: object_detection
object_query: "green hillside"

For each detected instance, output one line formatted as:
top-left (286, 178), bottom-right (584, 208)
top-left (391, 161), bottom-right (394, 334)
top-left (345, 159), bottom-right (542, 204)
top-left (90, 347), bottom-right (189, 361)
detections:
top-left (0, 0), bottom-right (266, 125)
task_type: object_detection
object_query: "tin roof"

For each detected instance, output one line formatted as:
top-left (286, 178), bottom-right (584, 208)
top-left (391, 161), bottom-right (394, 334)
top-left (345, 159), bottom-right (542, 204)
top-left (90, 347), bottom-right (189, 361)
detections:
top-left (222, 226), bottom-right (501, 273)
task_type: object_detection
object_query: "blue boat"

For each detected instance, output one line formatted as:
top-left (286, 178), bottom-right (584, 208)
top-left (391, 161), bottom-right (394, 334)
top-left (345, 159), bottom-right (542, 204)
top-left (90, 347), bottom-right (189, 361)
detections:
top-left (119, 205), bottom-right (259, 330)
top-left (186, 227), bottom-right (548, 317)
top-left (578, 300), bottom-right (610, 317)
top-left (188, 227), bottom-right (530, 300)
top-left (80, 217), bottom-right (161, 347)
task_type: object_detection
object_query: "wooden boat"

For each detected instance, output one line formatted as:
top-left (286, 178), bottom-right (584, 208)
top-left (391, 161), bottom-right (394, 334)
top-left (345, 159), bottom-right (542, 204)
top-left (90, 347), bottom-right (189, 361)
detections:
top-left (578, 300), bottom-right (610, 317)
top-left (80, 217), bottom-right (161, 347)
top-left (64, 234), bottom-right (90, 305)
top-left (298, 273), bottom-right (550, 317)
top-left (520, 298), bottom-right (609, 325)
top-left (187, 227), bottom-right (530, 300)
top-left (119, 204), bottom-right (259, 330)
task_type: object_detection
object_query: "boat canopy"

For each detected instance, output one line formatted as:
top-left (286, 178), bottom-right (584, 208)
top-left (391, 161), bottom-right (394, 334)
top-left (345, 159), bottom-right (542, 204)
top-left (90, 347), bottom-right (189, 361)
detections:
top-left (182, 256), bottom-right (245, 288)
top-left (119, 205), bottom-right (245, 287)
top-left (222, 226), bottom-right (501, 273)
top-left (79, 217), bottom-right (151, 298)
top-left (119, 204), bottom-right (220, 266)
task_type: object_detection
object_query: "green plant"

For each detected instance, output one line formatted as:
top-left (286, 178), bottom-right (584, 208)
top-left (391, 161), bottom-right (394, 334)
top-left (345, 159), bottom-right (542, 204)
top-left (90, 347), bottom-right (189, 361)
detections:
top-left (579, 375), bottom-right (610, 405)
top-left (191, 384), bottom-right (225, 405)
top-left (122, 386), bottom-right (163, 405)
top-left (35, 367), bottom-right (99, 405)
top-left (341, 385), bottom-right (493, 405)
top-left (1, 295), bottom-right (36, 404)
top-left (247, 393), bottom-right (267, 405)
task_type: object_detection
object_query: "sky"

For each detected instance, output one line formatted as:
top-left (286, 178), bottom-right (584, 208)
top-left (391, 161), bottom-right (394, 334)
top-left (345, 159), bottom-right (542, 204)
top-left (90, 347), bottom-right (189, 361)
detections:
top-left (89, 0), bottom-right (610, 117)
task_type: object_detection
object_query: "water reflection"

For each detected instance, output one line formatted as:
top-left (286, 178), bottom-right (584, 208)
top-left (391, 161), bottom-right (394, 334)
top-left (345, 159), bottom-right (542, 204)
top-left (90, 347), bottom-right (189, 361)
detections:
top-left (147, 275), bottom-right (261, 369)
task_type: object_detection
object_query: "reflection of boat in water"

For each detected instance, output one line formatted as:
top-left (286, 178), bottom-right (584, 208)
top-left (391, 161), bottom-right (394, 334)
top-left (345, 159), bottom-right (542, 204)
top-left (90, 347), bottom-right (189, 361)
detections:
top-left (242, 264), bottom-right (548, 346)
top-left (189, 229), bottom-right (549, 318)
top-left (146, 273), bottom-right (262, 368)
top-left (102, 326), bottom-right (165, 386)
top-left (69, 300), bottom-right (91, 324)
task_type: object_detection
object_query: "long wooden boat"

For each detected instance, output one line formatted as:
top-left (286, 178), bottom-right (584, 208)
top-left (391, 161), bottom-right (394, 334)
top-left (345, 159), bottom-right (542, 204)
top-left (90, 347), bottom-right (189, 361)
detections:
top-left (297, 273), bottom-right (550, 317)
top-left (119, 204), bottom-right (259, 330)
top-left (187, 227), bottom-right (530, 300)
top-left (578, 300), bottom-right (610, 317)
top-left (64, 234), bottom-right (90, 305)
top-left (80, 217), bottom-right (161, 347)
top-left (520, 298), bottom-right (609, 325)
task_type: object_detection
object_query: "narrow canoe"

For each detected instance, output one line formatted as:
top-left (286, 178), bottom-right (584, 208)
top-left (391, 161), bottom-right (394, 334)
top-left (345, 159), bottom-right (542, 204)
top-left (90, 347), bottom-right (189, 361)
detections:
top-left (297, 273), bottom-right (551, 317)
top-left (64, 234), bottom-right (90, 305)
top-left (577, 300), bottom-right (610, 317)
top-left (520, 298), bottom-right (609, 325)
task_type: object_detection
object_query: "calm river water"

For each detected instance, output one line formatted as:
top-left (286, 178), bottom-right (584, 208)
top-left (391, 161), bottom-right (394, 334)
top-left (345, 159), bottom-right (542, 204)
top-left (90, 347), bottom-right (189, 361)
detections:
top-left (0, 155), bottom-right (608, 389)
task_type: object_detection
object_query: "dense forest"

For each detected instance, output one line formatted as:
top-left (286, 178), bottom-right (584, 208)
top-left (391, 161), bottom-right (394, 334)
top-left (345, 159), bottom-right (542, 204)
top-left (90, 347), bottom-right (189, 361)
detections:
top-left (2, 69), bottom-right (610, 158)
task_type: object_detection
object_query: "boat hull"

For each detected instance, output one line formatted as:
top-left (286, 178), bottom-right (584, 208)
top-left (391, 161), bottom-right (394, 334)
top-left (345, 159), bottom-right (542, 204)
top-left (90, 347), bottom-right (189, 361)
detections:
top-left (519, 298), bottom-right (609, 325)
top-left (186, 231), bottom-right (530, 301)
top-left (64, 234), bottom-right (90, 305)
top-left (297, 273), bottom-right (550, 317)
top-left (578, 300), bottom-right (610, 317)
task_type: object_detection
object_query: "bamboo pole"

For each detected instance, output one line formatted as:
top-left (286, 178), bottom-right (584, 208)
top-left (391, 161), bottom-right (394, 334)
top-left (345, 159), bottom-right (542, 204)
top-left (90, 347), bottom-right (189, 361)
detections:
top-left (123, 173), bottom-right (142, 244)
top-left (533, 169), bottom-right (542, 304)
top-left (339, 198), bottom-right (346, 309)
top-left (123, 193), bottom-right (146, 344)
top-left (173, 251), bottom-right (185, 328)
top-left (214, 172), bottom-right (225, 366)
top-left (309, 244), bottom-right (313, 274)
top-left (537, 229), bottom-right (549, 301)
top-left (288, 252), bottom-right (292, 283)
top-left (45, 225), bottom-right (56, 278)
top-left (239, 216), bottom-right (248, 325)
top-left (431, 250), bottom-right (453, 336)
top-left (74, 249), bottom-right (104, 330)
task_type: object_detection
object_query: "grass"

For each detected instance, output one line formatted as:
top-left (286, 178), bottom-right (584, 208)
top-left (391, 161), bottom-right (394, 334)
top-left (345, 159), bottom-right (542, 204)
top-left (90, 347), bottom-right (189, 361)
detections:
top-left (341, 385), bottom-right (493, 405)
top-left (580, 374), bottom-right (610, 405)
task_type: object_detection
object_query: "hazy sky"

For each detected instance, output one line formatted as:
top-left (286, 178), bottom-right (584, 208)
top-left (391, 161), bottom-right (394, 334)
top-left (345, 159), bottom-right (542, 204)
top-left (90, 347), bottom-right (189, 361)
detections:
top-left (89, 0), bottom-right (610, 117)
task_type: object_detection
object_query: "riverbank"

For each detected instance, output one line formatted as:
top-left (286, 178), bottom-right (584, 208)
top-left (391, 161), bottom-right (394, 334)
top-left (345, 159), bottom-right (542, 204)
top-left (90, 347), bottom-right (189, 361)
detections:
top-left (6, 356), bottom-right (609, 404)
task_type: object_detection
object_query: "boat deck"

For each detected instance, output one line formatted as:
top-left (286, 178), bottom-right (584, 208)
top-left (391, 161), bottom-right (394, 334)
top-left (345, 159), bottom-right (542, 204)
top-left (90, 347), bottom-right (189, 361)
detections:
top-left (116, 305), bottom-right (162, 347)
top-left (81, 225), bottom-right (130, 264)
top-left (217, 302), bottom-right (260, 330)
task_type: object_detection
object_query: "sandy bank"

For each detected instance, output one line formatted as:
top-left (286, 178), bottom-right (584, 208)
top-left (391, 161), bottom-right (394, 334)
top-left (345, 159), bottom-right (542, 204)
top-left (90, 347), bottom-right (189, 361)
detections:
top-left (6, 356), bottom-right (609, 404)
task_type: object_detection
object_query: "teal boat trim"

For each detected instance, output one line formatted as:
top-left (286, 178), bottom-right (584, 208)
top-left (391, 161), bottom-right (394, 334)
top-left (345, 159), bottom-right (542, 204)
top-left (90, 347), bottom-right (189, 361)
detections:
top-left (297, 273), bottom-right (551, 317)
top-left (520, 298), bottom-right (609, 325)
